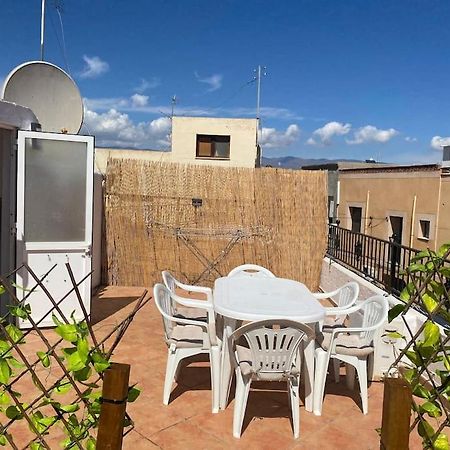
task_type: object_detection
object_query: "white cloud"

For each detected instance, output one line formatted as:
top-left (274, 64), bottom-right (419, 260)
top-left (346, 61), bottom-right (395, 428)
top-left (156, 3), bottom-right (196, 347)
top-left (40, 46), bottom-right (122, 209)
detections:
top-left (347, 125), bottom-right (398, 145)
top-left (80, 55), bottom-right (109, 79)
top-left (84, 96), bottom-right (300, 120)
top-left (195, 72), bottom-right (223, 92)
top-left (259, 124), bottom-right (300, 148)
top-left (405, 136), bottom-right (417, 143)
top-left (431, 135), bottom-right (450, 150)
top-left (134, 77), bottom-right (160, 93)
top-left (307, 121), bottom-right (351, 146)
top-left (82, 108), bottom-right (171, 149)
top-left (130, 93), bottom-right (149, 107)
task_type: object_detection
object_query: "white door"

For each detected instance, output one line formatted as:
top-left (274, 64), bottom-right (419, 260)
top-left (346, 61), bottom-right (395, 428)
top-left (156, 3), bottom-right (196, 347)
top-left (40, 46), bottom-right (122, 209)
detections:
top-left (16, 131), bottom-right (94, 327)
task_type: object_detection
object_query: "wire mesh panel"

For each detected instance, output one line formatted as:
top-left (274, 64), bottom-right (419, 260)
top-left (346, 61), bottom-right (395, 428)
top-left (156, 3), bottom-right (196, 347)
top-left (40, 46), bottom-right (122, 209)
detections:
top-left (104, 160), bottom-right (328, 289)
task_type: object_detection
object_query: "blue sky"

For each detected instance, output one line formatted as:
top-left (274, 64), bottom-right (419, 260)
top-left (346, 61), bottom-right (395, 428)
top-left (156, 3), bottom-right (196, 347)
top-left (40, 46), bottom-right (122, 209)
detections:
top-left (2, 0), bottom-right (450, 163)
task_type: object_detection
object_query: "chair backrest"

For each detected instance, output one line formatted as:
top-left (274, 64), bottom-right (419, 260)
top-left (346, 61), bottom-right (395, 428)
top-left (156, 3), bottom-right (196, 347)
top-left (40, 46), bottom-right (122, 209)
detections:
top-left (229, 319), bottom-right (313, 377)
top-left (227, 264), bottom-right (275, 278)
top-left (334, 282), bottom-right (359, 308)
top-left (153, 283), bottom-right (176, 341)
top-left (162, 270), bottom-right (177, 293)
top-left (359, 295), bottom-right (389, 343)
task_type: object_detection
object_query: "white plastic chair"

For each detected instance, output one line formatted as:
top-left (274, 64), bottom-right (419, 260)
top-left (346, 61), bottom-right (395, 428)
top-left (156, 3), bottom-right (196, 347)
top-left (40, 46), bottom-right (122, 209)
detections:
top-left (313, 295), bottom-right (388, 416)
top-left (227, 264), bottom-right (275, 278)
top-left (313, 281), bottom-right (360, 319)
top-left (228, 319), bottom-right (314, 438)
top-left (153, 283), bottom-right (221, 413)
top-left (162, 270), bottom-right (212, 321)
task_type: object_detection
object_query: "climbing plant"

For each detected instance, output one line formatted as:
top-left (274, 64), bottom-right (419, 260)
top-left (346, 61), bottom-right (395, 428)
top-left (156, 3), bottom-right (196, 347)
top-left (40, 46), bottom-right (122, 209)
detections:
top-left (0, 263), bottom-right (147, 450)
top-left (389, 243), bottom-right (450, 450)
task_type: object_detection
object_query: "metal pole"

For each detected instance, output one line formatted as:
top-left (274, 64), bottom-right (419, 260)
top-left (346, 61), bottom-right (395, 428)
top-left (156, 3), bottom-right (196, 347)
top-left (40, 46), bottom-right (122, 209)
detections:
top-left (256, 65), bottom-right (261, 121)
top-left (40, 0), bottom-right (46, 60)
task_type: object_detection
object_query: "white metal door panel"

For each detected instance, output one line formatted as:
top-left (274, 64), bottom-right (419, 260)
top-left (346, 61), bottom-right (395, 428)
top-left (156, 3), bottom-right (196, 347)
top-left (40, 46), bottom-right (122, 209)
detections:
top-left (16, 131), bottom-right (94, 328)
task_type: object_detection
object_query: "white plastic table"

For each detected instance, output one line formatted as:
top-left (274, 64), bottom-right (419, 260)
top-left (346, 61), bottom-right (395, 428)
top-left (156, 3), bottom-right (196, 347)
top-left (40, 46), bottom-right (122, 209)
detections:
top-left (214, 276), bottom-right (325, 412)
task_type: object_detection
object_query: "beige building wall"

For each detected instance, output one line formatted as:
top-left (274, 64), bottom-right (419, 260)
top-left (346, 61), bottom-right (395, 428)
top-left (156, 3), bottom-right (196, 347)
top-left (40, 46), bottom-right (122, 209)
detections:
top-left (437, 175), bottom-right (450, 247)
top-left (94, 148), bottom-right (171, 174)
top-left (338, 167), bottom-right (442, 250)
top-left (171, 116), bottom-right (258, 168)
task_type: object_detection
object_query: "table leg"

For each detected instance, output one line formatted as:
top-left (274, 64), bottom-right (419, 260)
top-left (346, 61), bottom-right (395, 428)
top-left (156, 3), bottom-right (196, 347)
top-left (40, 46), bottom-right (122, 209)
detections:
top-left (303, 337), bottom-right (315, 412)
top-left (220, 317), bottom-right (235, 410)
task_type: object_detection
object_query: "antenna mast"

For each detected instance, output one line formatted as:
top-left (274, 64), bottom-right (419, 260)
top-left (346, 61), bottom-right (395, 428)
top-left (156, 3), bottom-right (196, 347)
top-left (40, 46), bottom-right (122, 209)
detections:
top-left (40, 0), bottom-right (46, 60)
top-left (254, 65), bottom-right (266, 165)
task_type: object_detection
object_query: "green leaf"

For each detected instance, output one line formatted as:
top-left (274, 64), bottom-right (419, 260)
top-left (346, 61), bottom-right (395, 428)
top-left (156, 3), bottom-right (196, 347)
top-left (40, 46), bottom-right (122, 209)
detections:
top-left (65, 351), bottom-right (85, 372)
top-left (53, 317), bottom-right (78, 343)
top-left (0, 435), bottom-right (6, 446)
top-left (389, 304), bottom-right (406, 322)
top-left (7, 304), bottom-right (31, 320)
top-left (413, 382), bottom-right (431, 399)
top-left (439, 267), bottom-right (450, 278)
top-left (420, 401), bottom-right (442, 418)
top-left (0, 359), bottom-right (11, 385)
top-left (58, 403), bottom-right (79, 413)
top-left (8, 357), bottom-right (24, 369)
top-left (36, 351), bottom-right (50, 368)
top-left (433, 433), bottom-right (449, 450)
top-left (402, 368), bottom-right (416, 384)
top-left (73, 366), bottom-right (92, 382)
top-left (92, 351), bottom-right (110, 373)
top-left (29, 443), bottom-right (45, 450)
top-left (86, 437), bottom-right (96, 450)
top-left (423, 292), bottom-right (439, 313)
top-left (6, 405), bottom-right (22, 420)
top-left (384, 331), bottom-right (404, 340)
top-left (406, 350), bottom-right (421, 366)
top-left (0, 391), bottom-right (10, 405)
top-left (411, 249), bottom-right (433, 262)
top-left (5, 324), bottom-right (23, 344)
top-left (423, 321), bottom-right (441, 347)
top-left (127, 385), bottom-right (141, 403)
top-left (76, 338), bottom-right (89, 364)
top-left (399, 281), bottom-right (416, 302)
top-left (409, 263), bottom-right (427, 273)
top-left (438, 243), bottom-right (450, 257)
top-left (53, 381), bottom-right (72, 395)
top-left (418, 419), bottom-right (435, 439)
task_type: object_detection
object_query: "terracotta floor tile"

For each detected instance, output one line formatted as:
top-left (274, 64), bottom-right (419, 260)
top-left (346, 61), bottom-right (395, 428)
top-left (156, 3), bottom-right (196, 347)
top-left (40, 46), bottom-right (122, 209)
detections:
top-left (9, 286), bottom-right (397, 449)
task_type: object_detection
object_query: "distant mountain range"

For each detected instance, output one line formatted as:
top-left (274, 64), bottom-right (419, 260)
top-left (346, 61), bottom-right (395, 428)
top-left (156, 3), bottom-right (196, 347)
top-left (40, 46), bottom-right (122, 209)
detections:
top-left (261, 156), bottom-right (362, 169)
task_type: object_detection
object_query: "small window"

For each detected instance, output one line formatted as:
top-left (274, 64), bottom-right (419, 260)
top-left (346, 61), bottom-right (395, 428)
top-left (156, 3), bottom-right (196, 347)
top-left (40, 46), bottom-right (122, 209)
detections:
top-left (419, 219), bottom-right (430, 240)
top-left (196, 135), bottom-right (230, 159)
top-left (349, 206), bottom-right (362, 233)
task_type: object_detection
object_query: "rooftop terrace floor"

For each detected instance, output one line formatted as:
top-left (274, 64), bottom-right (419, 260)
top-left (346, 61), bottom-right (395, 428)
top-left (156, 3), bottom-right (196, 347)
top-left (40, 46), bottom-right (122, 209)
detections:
top-left (92, 286), bottom-right (422, 450)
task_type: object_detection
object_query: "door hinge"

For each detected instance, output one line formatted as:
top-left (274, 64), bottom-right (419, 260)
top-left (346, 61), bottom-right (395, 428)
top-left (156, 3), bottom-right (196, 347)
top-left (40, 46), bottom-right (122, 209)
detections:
top-left (84, 245), bottom-right (92, 258)
top-left (11, 223), bottom-right (17, 237)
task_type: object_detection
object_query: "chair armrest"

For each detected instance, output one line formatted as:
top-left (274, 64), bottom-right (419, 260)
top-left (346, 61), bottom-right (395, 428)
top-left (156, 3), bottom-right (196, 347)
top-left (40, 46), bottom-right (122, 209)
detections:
top-left (172, 292), bottom-right (214, 312)
top-left (312, 287), bottom-right (340, 300)
top-left (158, 306), bottom-right (209, 330)
top-left (172, 279), bottom-right (213, 302)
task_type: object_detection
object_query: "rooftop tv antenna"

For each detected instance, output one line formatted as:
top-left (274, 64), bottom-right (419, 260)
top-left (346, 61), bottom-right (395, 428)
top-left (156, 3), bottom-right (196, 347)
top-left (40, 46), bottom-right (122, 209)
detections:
top-left (254, 65), bottom-right (267, 122)
top-left (171, 95), bottom-right (177, 118)
top-left (254, 65), bottom-right (267, 165)
top-left (40, 0), bottom-right (46, 60)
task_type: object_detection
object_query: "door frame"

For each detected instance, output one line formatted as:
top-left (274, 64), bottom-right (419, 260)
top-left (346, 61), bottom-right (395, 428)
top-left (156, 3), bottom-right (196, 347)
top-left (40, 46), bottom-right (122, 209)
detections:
top-left (16, 131), bottom-right (94, 325)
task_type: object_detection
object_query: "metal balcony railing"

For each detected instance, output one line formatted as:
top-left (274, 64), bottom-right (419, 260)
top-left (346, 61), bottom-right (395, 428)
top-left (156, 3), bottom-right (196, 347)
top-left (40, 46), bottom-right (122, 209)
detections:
top-left (326, 224), bottom-right (420, 297)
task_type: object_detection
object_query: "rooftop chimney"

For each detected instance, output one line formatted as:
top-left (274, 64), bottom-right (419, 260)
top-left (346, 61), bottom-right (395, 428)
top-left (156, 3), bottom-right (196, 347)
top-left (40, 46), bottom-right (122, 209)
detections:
top-left (443, 145), bottom-right (450, 168)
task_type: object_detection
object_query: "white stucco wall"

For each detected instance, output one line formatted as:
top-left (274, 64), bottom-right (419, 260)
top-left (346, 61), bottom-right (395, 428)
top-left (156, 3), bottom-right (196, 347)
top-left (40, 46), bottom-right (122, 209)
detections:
top-left (171, 116), bottom-right (258, 168)
top-left (94, 148), bottom-right (171, 174)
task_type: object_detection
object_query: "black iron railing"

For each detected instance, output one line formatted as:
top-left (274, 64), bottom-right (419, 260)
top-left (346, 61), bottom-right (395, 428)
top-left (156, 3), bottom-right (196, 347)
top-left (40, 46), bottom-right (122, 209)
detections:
top-left (326, 225), bottom-right (419, 297)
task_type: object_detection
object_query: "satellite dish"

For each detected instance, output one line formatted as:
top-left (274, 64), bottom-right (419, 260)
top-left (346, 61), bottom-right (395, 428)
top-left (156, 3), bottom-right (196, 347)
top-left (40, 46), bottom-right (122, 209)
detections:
top-left (2, 61), bottom-right (83, 134)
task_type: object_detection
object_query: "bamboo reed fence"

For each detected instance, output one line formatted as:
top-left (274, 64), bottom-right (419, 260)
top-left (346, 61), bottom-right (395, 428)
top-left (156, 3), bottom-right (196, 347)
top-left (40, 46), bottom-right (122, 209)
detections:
top-left (104, 159), bottom-right (327, 289)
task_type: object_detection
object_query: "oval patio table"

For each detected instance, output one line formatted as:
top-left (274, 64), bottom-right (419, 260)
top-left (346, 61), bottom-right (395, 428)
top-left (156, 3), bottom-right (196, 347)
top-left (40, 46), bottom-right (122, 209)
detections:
top-left (214, 275), bottom-right (325, 412)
